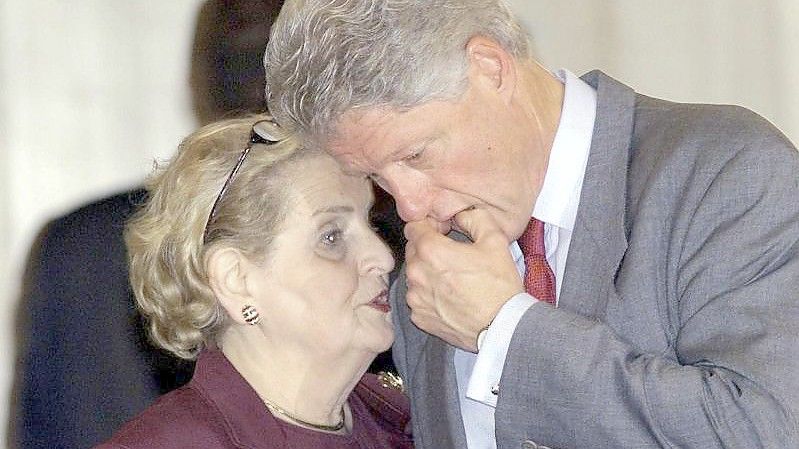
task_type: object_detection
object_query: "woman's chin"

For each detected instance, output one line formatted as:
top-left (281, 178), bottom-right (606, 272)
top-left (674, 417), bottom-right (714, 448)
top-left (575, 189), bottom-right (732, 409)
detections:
top-left (368, 323), bottom-right (395, 354)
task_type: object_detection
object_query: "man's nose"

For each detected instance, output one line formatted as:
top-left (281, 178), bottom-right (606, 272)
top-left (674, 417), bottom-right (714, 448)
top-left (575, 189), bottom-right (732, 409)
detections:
top-left (392, 185), bottom-right (429, 222)
top-left (377, 170), bottom-right (431, 222)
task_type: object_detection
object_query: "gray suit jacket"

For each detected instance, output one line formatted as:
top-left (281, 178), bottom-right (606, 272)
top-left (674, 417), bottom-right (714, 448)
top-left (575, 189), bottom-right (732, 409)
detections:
top-left (391, 71), bottom-right (799, 449)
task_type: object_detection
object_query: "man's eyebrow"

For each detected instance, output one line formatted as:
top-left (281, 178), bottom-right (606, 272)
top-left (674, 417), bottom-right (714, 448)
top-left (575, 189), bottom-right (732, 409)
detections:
top-left (394, 136), bottom-right (437, 159)
top-left (313, 205), bottom-right (355, 216)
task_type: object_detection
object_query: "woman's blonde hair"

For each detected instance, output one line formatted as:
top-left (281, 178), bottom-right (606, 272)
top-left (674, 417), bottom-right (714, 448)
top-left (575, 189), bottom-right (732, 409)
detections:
top-left (126, 114), bottom-right (306, 359)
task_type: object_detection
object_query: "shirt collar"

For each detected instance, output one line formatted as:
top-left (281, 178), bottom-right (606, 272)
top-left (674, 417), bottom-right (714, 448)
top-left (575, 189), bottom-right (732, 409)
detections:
top-left (532, 69), bottom-right (597, 231)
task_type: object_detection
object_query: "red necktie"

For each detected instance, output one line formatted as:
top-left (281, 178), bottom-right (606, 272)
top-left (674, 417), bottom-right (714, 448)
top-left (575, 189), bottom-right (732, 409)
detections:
top-left (518, 218), bottom-right (556, 304)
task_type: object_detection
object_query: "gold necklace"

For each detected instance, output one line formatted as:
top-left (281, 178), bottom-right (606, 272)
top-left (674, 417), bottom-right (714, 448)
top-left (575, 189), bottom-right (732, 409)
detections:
top-left (262, 397), bottom-right (346, 432)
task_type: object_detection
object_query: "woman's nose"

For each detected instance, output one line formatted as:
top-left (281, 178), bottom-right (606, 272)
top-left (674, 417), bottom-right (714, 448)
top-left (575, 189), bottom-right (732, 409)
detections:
top-left (361, 230), bottom-right (395, 276)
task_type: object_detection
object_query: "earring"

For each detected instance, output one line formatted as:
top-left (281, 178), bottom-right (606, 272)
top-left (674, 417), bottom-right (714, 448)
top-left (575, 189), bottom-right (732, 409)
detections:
top-left (241, 305), bottom-right (260, 325)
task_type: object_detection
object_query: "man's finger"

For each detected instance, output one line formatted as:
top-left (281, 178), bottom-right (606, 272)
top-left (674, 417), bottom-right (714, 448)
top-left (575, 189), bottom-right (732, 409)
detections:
top-left (404, 218), bottom-right (439, 242)
top-left (453, 208), bottom-right (508, 246)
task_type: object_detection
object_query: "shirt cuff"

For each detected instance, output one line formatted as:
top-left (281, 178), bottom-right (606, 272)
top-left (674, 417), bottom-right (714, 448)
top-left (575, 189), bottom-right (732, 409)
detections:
top-left (466, 292), bottom-right (537, 407)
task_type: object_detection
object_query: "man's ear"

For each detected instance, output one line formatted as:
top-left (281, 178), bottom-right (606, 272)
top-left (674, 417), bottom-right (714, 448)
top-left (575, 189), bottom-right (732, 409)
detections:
top-left (465, 35), bottom-right (517, 102)
top-left (206, 247), bottom-right (257, 325)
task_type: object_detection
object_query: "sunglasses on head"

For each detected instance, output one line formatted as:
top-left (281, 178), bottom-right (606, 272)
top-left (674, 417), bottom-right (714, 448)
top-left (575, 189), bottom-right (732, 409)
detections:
top-left (202, 119), bottom-right (284, 244)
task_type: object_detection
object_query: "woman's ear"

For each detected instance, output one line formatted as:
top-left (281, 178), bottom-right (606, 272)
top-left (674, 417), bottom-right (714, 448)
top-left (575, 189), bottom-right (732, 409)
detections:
top-left (465, 35), bottom-right (517, 103)
top-left (206, 247), bottom-right (257, 325)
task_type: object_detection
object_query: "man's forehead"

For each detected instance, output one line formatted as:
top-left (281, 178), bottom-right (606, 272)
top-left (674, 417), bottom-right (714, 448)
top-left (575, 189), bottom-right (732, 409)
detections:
top-left (335, 107), bottom-right (399, 143)
top-left (328, 102), bottom-right (448, 168)
top-left (326, 107), bottom-right (402, 170)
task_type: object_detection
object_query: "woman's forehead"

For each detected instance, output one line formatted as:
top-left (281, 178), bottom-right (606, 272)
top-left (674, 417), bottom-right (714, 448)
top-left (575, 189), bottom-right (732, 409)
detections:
top-left (283, 157), bottom-right (372, 214)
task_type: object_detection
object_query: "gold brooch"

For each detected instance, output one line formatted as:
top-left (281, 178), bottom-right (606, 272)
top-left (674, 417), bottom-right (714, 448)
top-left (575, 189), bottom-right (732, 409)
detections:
top-left (377, 371), bottom-right (404, 393)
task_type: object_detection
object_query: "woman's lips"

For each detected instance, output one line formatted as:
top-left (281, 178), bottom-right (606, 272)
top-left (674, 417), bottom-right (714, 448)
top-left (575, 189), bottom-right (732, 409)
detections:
top-left (367, 290), bottom-right (390, 313)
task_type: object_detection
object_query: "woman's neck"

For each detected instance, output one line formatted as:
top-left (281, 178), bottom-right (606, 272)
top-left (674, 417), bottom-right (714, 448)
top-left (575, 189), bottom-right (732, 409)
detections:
top-left (219, 326), bottom-right (374, 431)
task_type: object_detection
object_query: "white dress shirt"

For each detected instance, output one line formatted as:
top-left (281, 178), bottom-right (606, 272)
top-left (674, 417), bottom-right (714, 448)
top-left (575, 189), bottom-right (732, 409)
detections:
top-left (454, 69), bottom-right (597, 448)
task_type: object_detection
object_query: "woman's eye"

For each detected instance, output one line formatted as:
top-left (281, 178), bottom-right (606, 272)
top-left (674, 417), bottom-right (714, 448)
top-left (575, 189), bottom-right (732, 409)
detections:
top-left (322, 228), bottom-right (343, 246)
top-left (316, 225), bottom-right (347, 259)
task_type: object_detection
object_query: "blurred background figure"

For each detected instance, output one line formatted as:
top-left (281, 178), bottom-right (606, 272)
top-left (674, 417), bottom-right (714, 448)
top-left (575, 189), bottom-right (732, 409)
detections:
top-left (10, 2), bottom-right (277, 448)
top-left (11, 1), bottom-right (401, 448)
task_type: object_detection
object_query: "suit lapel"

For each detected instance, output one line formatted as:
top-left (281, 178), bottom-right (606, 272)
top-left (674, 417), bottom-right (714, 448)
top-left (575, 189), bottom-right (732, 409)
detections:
top-left (559, 71), bottom-right (635, 318)
top-left (413, 332), bottom-right (468, 449)
top-left (399, 232), bottom-right (467, 449)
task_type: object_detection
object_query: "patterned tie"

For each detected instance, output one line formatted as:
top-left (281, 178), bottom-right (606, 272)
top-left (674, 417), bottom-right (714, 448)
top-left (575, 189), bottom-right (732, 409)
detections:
top-left (518, 218), bottom-right (556, 304)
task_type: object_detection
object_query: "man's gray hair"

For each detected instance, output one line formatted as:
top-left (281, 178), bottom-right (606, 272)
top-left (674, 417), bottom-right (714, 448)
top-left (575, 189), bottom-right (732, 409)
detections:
top-left (264, 0), bottom-right (530, 144)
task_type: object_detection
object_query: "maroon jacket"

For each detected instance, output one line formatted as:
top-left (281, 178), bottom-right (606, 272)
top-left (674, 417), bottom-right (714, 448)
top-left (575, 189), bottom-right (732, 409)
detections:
top-left (95, 350), bottom-right (413, 449)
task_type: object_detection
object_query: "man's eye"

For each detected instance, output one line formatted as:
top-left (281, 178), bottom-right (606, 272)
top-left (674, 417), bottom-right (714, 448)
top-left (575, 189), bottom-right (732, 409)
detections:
top-left (403, 148), bottom-right (424, 161)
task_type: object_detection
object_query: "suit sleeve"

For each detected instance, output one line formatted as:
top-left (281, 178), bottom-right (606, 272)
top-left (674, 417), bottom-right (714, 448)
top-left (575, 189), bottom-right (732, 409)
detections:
top-left (496, 141), bottom-right (799, 448)
top-left (14, 223), bottom-right (63, 449)
top-left (12, 191), bottom-right (193, 449)
top-left (14, 214), bottom-right (158, 449)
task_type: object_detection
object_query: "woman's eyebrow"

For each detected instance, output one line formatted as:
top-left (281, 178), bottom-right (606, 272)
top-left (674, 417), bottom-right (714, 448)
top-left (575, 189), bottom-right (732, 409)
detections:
top-left (313, 205), bottom-right (354, 216)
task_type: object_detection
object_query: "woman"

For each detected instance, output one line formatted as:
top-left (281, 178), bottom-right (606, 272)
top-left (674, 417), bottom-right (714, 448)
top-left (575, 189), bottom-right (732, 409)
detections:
top-left (95, 115), bottom-right (412, 448)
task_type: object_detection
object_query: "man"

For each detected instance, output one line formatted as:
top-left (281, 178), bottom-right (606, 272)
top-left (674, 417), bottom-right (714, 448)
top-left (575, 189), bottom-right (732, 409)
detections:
top-left (263, 1), bottom-right (799, 448)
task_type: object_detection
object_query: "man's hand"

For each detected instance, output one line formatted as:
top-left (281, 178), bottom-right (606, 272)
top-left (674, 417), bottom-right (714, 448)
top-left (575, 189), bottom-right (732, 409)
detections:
top-left (403, 208), bottom-right (524, 352)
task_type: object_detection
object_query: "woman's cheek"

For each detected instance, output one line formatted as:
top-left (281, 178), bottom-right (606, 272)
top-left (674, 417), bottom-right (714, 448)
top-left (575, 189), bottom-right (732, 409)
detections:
top-left (313, 262), bottom-right (360, 306)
